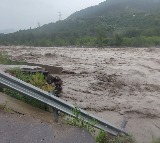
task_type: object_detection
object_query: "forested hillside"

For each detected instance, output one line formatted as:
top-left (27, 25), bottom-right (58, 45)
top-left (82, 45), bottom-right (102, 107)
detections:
top-left (1, 0), bottom-right (160, 47)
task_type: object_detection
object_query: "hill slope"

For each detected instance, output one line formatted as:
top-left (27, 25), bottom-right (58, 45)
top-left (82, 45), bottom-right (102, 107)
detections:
top-left (0, 0), bottom-right (160, 47)
top-left (68, 0), bottom-right (160, 19)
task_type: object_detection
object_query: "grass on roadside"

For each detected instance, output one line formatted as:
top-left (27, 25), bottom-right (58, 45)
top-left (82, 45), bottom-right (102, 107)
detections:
top-left (66, 106), bottom-right (97, 134)
top-left (2, 68), bottom-right (55, 110)
top-left (0, 101), bottom-right (12, 112)
top-left (152, 138), bottom-right (160, 143)
top-left (96, 129), bottom-right (134, 143)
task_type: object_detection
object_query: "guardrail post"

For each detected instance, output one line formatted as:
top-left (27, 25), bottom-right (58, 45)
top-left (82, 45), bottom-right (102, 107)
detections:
top-left (0, 86), bottom-right (3, 92)
top-left (48, 106), bottom-right (59, 122)
top-left (52, 107), bottom-right (59, 122)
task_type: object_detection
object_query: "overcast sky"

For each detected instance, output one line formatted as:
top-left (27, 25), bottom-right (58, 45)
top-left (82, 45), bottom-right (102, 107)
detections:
top-left (0, 0), bottom-right (105, 32)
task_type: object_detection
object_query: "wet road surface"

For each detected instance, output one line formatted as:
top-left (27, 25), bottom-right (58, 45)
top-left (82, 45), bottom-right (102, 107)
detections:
top-left (0, 110), bottom-right (95, 143)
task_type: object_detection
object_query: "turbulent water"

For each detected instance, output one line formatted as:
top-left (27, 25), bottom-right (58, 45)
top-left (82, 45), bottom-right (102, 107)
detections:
top-left (1, 46), bottom-right (160, 143)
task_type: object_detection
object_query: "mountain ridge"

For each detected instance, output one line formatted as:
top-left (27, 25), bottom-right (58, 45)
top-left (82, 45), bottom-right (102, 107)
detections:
top-left (0, 0), bottom-right (160, 47)
top-left (68, 0), bottom-right (160, 19)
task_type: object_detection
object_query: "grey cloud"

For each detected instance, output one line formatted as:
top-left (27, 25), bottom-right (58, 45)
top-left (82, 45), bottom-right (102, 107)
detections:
top-left (0, 0), bottom-right (104, 32)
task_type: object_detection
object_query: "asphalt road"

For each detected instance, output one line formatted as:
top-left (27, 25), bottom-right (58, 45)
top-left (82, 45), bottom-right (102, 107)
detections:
top-left (0, 110), bottom-right (96, 143)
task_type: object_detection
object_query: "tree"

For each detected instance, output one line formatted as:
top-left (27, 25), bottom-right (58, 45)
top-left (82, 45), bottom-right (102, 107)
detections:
top-left (114, 34), bottom-right (123, 46)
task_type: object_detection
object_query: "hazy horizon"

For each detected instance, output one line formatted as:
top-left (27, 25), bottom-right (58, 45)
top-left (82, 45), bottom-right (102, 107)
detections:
top-left (0, 0), bottom-right (105, 33)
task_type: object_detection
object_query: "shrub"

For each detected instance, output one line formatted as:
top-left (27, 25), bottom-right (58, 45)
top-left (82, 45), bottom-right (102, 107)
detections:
top-left (3, 68), bottom-right (55, 110)
top-left (96, 130), bottom-right (134, 143)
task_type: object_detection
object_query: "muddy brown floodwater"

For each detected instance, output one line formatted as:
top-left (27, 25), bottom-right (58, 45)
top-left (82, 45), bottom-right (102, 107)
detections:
top-left (1, 46), bottom-right (160, 143)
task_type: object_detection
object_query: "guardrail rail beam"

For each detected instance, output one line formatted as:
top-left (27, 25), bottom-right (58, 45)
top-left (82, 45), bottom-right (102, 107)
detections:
top-left (0, 71), bottom-right (128, 136)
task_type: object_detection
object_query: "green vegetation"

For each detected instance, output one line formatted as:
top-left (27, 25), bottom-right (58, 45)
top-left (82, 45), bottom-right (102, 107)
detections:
top-left (96, 130), bottom-right (134, 143)
top-left (97, 131), bottom-right (134, 143)
top-left (96, 130), bottom-right (107, 143)
top-left (6, 68), bottom-right (54, 92)
top-left (0, 101), bottom-right (12, 112)
top-left (2, 68), bottom-right (54, 110)
top-left (67, 106), bottom-right (96, 134)
top-left (0, 101), bottom-right (7, 110)
top-left (152, 138), bottom-right (160, 143)
top-left (0, 0), bottom-right (160, 47)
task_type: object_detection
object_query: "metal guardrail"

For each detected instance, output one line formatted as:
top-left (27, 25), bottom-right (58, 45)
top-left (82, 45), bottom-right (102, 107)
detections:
top-left (0, 71), bottom-right (127, 136)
